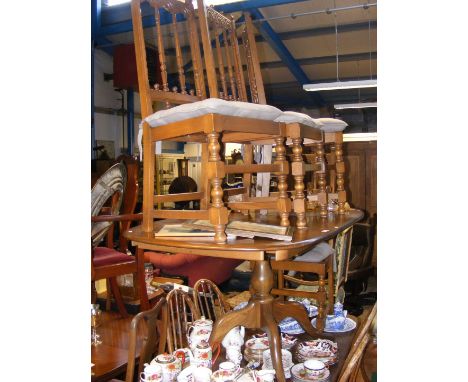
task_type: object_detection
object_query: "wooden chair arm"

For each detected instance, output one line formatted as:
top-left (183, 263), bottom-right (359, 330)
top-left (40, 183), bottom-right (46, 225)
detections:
top-left (91, 213), bottom-right (143, 223)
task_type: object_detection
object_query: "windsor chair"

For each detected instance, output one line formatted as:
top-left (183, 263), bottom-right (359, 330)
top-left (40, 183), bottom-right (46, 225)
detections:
top-left (165, 288), bottom-right (201, 353)
top-left (192, 278), bottom-right (231, 321)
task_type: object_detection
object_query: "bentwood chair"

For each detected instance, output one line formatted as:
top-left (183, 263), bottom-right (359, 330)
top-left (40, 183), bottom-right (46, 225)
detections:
top-left (118, 297), bottom-right (168, 382)
top-left (337, 303), bottom-right (377, 382)
top-left (165, 288), bottom-right (201, 353)
top-left (192, 279), bottom-right (231, 321)
top-left (131, 0), bottom-right (296, 243)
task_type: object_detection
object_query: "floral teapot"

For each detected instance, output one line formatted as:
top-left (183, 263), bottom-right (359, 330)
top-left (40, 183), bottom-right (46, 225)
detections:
top-left (150, 353), bottom-right (182, 382)
top-left (187, 316), bottom-right (213, 350)
top-left (221, 325), bottom-right (245, 349)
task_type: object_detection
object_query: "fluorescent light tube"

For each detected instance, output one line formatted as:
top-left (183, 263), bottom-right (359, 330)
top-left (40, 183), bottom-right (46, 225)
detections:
top-left (334, 102), bottom-right (377, 110)
top-left (343, 133), bottom-right (377, 142)
top-left (303, 79), bottom-right (377, 92)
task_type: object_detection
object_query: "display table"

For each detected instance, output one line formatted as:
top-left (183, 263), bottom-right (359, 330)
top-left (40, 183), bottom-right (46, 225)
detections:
top-left (125, 209), bottom-right (363, 382)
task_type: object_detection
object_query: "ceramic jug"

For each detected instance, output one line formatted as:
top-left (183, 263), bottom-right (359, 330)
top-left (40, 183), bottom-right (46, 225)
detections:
top-left (187, 316), bottom-right (213, 350)
top-left (221, 325), bottom-right (245, 349)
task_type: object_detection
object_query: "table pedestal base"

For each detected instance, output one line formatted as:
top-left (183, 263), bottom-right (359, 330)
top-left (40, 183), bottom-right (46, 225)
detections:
top-left (209, 260), bottom-right (318, 382)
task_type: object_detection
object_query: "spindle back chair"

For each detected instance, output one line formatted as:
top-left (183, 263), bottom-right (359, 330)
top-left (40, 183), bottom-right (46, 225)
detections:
top-left (192, 279), bottom-right (230, 321)
top-left (133, 0), bottom-right (205, 110)
top-left (165, 288), bottom-right (201, 353)
top-left (132, 0), bottom-right (292, 242)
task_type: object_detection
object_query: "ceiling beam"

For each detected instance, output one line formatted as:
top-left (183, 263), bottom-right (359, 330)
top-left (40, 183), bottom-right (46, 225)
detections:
top-left (249, 8), bottom-right (323, 106)
top-left (261, 51), bottom-right (377, 69)
top-left (249, 8), bottom-right (307, 84)
top-left (255, 20), bottom-right (377, 42)
top-left (97, 0), bottom-right (309, 37)
top-left (216, 0), bottom-right (310, 13)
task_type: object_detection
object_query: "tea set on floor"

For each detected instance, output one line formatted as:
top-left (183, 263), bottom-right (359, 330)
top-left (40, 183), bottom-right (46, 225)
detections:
top-left (139, 299), bottom-right (355, 382)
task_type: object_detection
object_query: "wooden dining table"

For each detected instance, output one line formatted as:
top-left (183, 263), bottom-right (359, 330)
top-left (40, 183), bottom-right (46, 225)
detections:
top-left (125, 209), bottom-right (364, 382)
top-left (91, 309), bottom-right (358, 382)
top-left (91, 311), bottom-right (146, 382)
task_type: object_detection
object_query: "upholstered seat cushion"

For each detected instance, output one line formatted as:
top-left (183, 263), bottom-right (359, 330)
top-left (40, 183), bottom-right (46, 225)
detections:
top-left (315, 118), bottom-right (348, 132)
top-left (137, 98), bottom-right (283, 158)
top-left (144, 98), bottom-right (282, 128)
top-left (93, 247), bottom-right (135, 267)
top-left (274, 111), bottom-right (322, 128)
top-left (287, 242), bottom-right (335, 277)
top-left (145, 251), bottom-right (242, 287)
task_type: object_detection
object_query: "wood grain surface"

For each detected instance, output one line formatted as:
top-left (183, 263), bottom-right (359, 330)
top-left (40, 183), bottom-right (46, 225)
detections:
top-left (125, 210), bottom-right (364, 259)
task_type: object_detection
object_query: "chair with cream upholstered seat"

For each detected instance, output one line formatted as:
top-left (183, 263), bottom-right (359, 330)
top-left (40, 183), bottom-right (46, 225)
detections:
top-left (131, 0), bottom-right (297, 243)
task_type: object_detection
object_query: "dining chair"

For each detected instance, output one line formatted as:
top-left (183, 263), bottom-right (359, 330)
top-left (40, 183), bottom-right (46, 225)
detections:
top-left (337, 303), bottom-right (377, 382)
top-left (192, 279), bottom-right (231, 321)
top-left (109, 297), bottom-right (168, 382)
top-left (132, 0), bottom-right (302, 243)
top-left (271, 225), bottom-right (354, 331)
top-left (271, 242), bottom-right (335, 332)
top-left (91, 162), bottom-right (147, 317)
top-left (334, 226), bottom-right (354, 296)
top-left (165, 288), bottom-right (201, 353)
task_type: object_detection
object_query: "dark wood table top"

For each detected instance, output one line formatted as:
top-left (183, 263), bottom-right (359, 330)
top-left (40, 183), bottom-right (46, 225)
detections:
top-left (125, 210), bottom-right (364, 261)
top-left (91, 311), bottom-right (358, 382)
top-left (91, 312), bottom-right (146, 382)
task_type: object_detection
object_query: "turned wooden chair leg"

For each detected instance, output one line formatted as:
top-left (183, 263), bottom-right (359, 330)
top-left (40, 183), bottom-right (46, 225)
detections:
top-left (274, 137), bottom-right (291, 227)
top-left (315, 142), bottom-right (328, 218)
top-left (316, 274), bottom-right (327, 332)
top-left (291, 137), bottom-right (307, 229)
top-left (207, 132), bottom-right (228, 243)
top-left (335, 133), bottom-right (347, 214)
top-left (242, 143), bottom-right (253, 216)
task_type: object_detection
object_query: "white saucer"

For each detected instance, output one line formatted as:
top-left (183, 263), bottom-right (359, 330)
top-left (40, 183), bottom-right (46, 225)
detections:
top-left (311, 317), bottom-right (356, 333)
top-left (290, 363), bottom-right (330, 382)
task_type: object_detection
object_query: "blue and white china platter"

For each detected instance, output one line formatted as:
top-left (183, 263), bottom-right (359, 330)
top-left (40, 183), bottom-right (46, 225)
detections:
top-left (279, 316), bottom-right (305, 335)
top-left (311, 317), bottom-right (356, 333)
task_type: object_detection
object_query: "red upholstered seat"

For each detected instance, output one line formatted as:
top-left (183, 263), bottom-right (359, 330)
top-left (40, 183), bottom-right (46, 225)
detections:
top-left (93, 246), bottom-right (135, 267)
top-left (145, 251), bottom-right (242, 287)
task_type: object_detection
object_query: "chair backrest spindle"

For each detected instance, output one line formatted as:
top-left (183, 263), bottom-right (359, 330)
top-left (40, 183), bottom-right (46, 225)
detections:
top-left (193, 279), bottom-right (231, 321)
top-left (166, 288), bottom-right (200, 353)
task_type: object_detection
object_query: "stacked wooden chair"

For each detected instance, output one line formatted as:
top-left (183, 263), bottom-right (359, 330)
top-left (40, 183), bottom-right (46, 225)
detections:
top-left (131, 0), bottom-right (347, 243)
top-left (304, 118), bottom-right (349, 215)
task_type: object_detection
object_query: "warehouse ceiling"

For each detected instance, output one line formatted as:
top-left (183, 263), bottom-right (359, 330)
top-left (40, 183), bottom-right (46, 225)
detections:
top-left (93, 0), bottom-right (377, 131)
